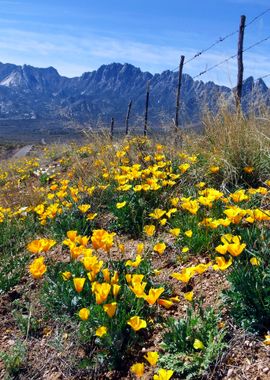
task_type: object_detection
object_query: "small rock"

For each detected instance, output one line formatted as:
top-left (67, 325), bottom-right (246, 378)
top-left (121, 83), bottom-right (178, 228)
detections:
top-left (262, 367), bottom-right (269, 373)
top-left (227, 368), bottom-right (234, 377)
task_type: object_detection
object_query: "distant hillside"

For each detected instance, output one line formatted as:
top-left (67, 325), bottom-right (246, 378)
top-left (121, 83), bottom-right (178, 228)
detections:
top-left (0, 61), bottom-right (269, 131)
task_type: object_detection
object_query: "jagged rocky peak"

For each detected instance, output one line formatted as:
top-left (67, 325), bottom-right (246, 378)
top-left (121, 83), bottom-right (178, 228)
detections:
top-left (0, 63), bottom-right (61, 92)
top-left (255, 78), bottom-right (268, 93)
top-left (0, 61), bottom-right (269, 124)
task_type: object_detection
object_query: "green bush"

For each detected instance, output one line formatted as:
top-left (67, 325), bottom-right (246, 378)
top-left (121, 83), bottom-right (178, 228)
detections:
top-left (159, 301), bottom-right (227, 379)
top-left (224, 239), bottom-right (270, 332)
top-left (0, 216), bottom-right (37, 294)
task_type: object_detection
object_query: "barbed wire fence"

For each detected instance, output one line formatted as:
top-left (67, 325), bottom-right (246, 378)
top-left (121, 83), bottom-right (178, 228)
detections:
top-left (105, 8), bottom-right (270, 138)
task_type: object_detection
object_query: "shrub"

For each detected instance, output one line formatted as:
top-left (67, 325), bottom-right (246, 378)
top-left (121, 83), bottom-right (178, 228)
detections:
top-left (159, 301), bottom-right (227, 379)
top-left (224, 229), bottom-right (270, 332)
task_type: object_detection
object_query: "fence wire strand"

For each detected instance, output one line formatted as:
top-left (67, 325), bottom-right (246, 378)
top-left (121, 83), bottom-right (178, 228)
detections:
top-left (192, 33), bottom-right (270, 80)
top-left (171, 7), bottom-right (270, 72)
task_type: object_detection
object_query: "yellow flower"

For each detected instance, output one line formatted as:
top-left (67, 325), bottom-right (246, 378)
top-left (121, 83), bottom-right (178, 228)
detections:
top-left (212, 256), bottom-right (233, 271)
top-left (110, 271), bottom-right (119, 285)
top-left (78, 308), bottom-right (90, 321)
top-left (159, 218), bottom-right (167, 226)
top-left (171, 268), bottom-right (195, 283)
top-left (136, 243), bottom-right (144, 255)
top-left (149, 208), bottom-right (166, 219)
top-left (250, 257), bottom-right (260, 266)
top-left (169, 228), bottom-right (181, 237)
top-left (112, 284), bottom-right (121, 298)
top-left (29, 257), bottom-right (47, 279)
top-left (196, 181), bottom-right (206, 188)
top-left (126, 255), bottom-right (142, 267)
top-left (144, 351), bottom-right (159, 366)
top-left (119, 243), bottom-right (125, 253)
top-left (144, 225), bottom-right (156, 237)
top-left (170, 197), bottom-right (179, 207)
top-left (178, 163), bottom-right (190, 173)
top-left (134, 184), bottom-right (142, 192)
top-left (62, 271), bottom-right (72, 281)
top-left (103, 302), bottom-right (117, 318)
top-left (95, 326), bottom-right (107, 337)
top-left (86, 213), bottom-right (98, 220)
top-left (215, 234), bottom-right (246, 257)
top-left (78, 204), bottom-right (91, 213)
top-left (91, 229), bottom-right (116, 252)
top-left (34, 204), bottom-right (45, 215)
top-left (73, 278), bottom-right (86, 293)
top-left (102, 268), bottom-right (110, 282)
top-left (227, 241), bottom-right (246, 257)
top-left (130, 363), bottom-right (145, 377)
top-left (157, 299), bottom-right (174, 309)
top-left (230, 189), bottom-right (249, 203)
top-left (166, 208), bottom-right (177, 218)
top-left (153, 242), bottom-right (166, 255)
top-left (183, 291), bottom-right (194, 302)
top-left (263, 334), bottom-right (270, 345)
top-left (27, 238), bottom-right (56, 254)
top-left (129, 281), bottom-right (147, 298)
top-left (215, 244), bottom-right (228, 255)
top-left (193, 263), bottom-right (211, 274)
top-left (182, 246), bottom-right (189, 253)
top-left (82, 256), bottom-right (101, 271)
top-left (153, 368), bottom-right (174, 380)
top-left (144, 155), bottom-right (151, 162)
top-left (116, 150), bottom-right (126, 158)
top-left (210, 166), bottom-right (220, 173)
top-left (244, 166), bottom-right (254, 174)
top-left (116, 201), bottom-right (127, 209)
top-left (118, 184), bottom-right (132, 191)
top-left (184, 230), bottom-right (193, 238)
top-left (224, 207), bottom-right (246, 224)
top-left (193, 339), bottom-right (204, 350)
top-left (144, 287), bottom-right (164, 305)
top-left (125, 274), bottom-right (132, 283)
top-left (181, 200), bottom-right (200, 215)
top-left (127, 316), bottom-right (147, 331)
top-left (93, 282), bottom-right (111, 304)
top-left (66, 230), bottom-right (78, 242)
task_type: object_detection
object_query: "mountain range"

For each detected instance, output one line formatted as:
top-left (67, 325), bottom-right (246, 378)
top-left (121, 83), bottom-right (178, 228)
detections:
top-left (0, 61), bottom-right (269, 138)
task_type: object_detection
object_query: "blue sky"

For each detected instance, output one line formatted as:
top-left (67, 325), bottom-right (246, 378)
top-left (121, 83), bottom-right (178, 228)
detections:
top-left (0, 0), bottom-right (270, 86)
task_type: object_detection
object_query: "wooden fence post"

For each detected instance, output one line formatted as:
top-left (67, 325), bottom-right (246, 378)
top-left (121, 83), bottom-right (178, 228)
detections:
top-left (110, 117), bottom-right (114, 140)
top-left (144, 81), bottom-right (150, 136)
top-left (175, 55), bottom-right (185, 129)
top-left (125, 100), bottom-right (132, 135)
top-left (236, 15), bottom-right (246, 109)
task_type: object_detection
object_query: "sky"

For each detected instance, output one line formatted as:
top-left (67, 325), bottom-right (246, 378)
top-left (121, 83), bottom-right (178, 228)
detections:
top-left (0, 0), bottom-right (270, 86)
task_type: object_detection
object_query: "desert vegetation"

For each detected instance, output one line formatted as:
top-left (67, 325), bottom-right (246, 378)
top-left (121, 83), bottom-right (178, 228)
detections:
top-left (0, 110), bottom-right (270, 379)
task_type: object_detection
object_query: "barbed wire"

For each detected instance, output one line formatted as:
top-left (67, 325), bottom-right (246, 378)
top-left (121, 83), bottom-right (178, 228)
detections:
top-left (259, 73), bottom-right (270, 80)
top-left (171, 28), bottom-right (238, 71)
top-left (246, 7), bottom-right (270, 27)
top-left (171, 7), bottom-right (270, 72)
top-left (192, 33), bottom-right (270, 80)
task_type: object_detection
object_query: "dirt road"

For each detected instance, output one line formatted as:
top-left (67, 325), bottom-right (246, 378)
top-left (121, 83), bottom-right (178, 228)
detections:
top-left (12, 145), bottom-right (33, 159)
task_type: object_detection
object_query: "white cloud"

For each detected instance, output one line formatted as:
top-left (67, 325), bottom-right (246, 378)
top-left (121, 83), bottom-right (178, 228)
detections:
top-left (0, 27), bottom-right (269, 86)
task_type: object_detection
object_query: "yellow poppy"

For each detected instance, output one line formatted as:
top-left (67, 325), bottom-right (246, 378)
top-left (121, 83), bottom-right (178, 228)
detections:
top-left (95, 326), bottom-right (107, 337)
top-left (78, 308), bottom-right (90, 321)
top-left (127, 316), bottom-right (147, 331)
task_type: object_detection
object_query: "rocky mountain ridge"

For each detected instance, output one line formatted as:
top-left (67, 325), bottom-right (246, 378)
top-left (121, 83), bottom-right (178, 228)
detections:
top-left (0, 61), bottom-right (269, 129)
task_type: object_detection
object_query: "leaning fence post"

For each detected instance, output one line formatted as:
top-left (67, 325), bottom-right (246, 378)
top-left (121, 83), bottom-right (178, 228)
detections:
top-left (144, 81), bottom-right (150, 136)
top-left (236, 15), bottom-right (246, 110)
top-left (175, 55), bottom-right (185, 129)
top-left (125, 100), bottom-right (132, 135)
top-left (110, 117), bottom-right (114, 140)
